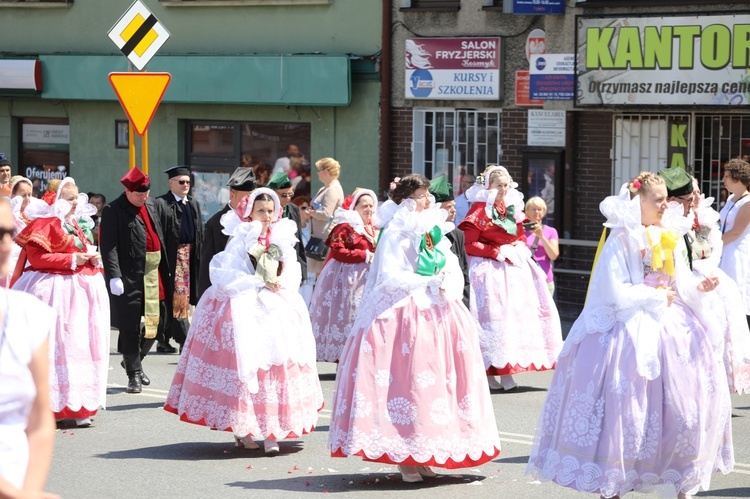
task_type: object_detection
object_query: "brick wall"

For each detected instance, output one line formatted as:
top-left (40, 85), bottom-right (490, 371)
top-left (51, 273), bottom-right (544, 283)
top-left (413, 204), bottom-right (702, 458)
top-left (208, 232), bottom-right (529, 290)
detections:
top-left (390, 107), bottom-right (413, 179)
top-left (501, 108), bottom-right (526, 179)
top-left (572, 111), bottom-right (613, 241)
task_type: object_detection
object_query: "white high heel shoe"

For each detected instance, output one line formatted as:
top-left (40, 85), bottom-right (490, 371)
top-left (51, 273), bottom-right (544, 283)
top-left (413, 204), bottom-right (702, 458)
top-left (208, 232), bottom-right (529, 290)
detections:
top-left (234, 435), bottom-right (260, 450)
top-left (398, 465), bottom-right (424, 483)
top-left (264, 436), bottom-right (280, 454)
top-left (416, 466), bottom-right (437, 477)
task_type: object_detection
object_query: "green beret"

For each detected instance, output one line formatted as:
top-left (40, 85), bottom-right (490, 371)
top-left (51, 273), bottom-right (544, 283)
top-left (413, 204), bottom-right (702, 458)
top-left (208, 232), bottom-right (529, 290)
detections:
top-left (429, 175), bottom-right (454, 203)
top-left (266, 172), bottom-right (292, 190)
top-left (658, 167), bottom-right (693, 197)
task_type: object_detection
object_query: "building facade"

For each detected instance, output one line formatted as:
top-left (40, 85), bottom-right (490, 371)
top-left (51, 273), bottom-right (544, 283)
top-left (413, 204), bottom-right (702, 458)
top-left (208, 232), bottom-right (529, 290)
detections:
top-left (389, 0), bottom-right (750, 318)
top-left (0, 0), bottom-right (382, 220)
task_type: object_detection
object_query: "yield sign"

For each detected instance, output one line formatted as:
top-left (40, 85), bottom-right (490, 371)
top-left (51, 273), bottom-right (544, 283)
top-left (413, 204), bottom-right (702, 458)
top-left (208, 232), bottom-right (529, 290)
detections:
top-left (108, 72), bottom-right (171, 136)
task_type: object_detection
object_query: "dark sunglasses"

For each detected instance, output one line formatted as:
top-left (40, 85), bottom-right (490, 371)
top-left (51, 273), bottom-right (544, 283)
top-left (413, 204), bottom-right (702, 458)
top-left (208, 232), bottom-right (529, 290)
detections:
top-left (0, 227), bottom-right (16, 239)
top-left (279, 192), bottom-right (295, 198)
top-left (175, 180), bottom-right (191, 185)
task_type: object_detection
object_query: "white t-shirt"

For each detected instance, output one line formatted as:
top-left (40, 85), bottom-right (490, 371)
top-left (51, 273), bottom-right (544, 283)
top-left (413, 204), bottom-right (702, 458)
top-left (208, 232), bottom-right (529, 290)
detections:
top-left (273, 156), bottom-right (291, 174)
top-left (0, 289), bottom-right (56, 487)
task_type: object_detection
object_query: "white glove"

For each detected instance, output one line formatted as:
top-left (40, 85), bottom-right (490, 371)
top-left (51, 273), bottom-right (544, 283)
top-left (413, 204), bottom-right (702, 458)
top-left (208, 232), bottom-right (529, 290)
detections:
top-left (427, 274), bottom-right (445, 295)
top-left (496, 244), bottom-right (522, 267)
top-left (110, 277), bottom-right (124, 296)
top-left (365, 250), bottom-right (374, 263)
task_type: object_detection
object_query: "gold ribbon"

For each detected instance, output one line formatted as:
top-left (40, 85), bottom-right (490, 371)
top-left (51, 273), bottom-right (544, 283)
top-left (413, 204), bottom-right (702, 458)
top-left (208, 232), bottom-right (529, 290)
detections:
top-left (645, 226), bottom-right (679, 276)
top-left (143, 251), bottom-right (161, 339)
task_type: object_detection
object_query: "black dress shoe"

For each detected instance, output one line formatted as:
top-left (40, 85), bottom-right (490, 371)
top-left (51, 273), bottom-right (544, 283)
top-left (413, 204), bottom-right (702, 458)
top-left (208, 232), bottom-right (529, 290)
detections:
top-left (156, 342), bottom-right (177, 354)
top-left (126, 373), bottom-right (142, 393)
top-left (140, 370), bottom-right (151, 386)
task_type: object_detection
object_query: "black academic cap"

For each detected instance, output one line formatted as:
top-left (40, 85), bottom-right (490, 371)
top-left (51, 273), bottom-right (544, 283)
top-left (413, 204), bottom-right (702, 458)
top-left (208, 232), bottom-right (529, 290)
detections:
top-left (227, 167), bottom-right (257, 192)
top-left (164, 165), bottom-right (191, 178)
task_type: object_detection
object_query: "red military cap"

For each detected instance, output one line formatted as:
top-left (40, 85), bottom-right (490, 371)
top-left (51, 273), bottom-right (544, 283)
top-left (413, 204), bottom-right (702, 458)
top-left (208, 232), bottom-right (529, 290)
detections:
top-left (120, 167), bottom-right (151, 192)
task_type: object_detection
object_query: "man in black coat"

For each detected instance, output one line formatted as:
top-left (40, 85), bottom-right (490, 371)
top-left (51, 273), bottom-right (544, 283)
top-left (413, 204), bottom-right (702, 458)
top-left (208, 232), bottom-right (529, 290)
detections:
top-left (267, 172), bottom-right (307, 284)
top-left (154, 166), bottom-right (203, 353)
top-left (101, 167), bottom-right (171, 393)
top-left (430, 176), bottom-right (470, 308)
top-left (197, 166), bottom-right (257, 299)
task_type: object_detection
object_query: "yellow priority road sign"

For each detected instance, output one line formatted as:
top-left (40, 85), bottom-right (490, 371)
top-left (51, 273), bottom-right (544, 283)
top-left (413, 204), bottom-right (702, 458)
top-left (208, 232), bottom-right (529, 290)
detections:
top-left (109, 72), bottom-right (171, 136)
top-left (108, 0), bottom-right (170, 71)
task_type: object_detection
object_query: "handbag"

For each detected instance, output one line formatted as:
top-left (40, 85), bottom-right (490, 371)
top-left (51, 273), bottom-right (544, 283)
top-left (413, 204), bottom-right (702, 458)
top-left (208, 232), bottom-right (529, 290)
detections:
top-left (305, 217), bottom-right (333, 261)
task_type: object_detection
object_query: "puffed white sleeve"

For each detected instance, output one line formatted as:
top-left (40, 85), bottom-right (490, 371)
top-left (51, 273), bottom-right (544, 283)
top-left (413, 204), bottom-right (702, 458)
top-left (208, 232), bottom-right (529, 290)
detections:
top-left (209, 223), bottom-right (264, 295)
top-left (374, 227), bottom-right (432, 293)
top-left (437, 234), bottom-right (464, 302)
top-left (273, 218), bottom-right (302, 291)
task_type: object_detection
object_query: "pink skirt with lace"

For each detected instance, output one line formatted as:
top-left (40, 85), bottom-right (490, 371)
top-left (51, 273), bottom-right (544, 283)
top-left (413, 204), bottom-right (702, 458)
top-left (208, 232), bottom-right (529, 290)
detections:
top-left (12, 270), bottom-right (110, 419)
top-left (328, 296), bottom-right (501, 468)
top-left (469, 256), bottom-right (562, 375)
top-left (164, 293), bottom-right (324, 440)
top-left (310, 260), bottom-right (370, 362)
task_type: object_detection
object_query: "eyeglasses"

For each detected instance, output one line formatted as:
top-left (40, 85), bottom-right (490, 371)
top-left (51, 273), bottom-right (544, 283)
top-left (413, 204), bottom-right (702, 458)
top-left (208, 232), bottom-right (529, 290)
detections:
top-left (279, 192), bottom-right (295, 198)
top-left (173, 180), bottom-right (191, 185)
top-left (410, 194), bottom-right (430, 201)
top-left (300, 206), bottom-right (310, 211)
top-left (0, 226), bottom-right (16, 239)
top-left (316, 168), bottom-right (326, 173)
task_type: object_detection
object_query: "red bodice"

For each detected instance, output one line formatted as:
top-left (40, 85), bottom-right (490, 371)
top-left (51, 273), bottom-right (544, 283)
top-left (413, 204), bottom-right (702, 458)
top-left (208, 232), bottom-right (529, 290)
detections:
top-left (458, 202), bottom-right (526, 260)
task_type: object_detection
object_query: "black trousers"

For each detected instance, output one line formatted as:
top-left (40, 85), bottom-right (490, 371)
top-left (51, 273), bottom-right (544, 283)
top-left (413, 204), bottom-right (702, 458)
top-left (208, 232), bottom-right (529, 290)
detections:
top-left (117, 300), bottom-right (167, 361)
top-left (160, 316), bottom-right (188, 346)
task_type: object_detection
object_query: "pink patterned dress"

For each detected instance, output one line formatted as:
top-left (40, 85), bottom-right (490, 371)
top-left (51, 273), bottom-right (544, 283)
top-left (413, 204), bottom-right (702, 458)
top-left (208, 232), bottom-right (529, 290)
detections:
top-left (328, 200), bottom-right (501, 468)
top-left (12, 216), bottom-right (109, 420)
top-left (165, 218), bottom-right (324, 441)
top-left (528, 204), bottom-right (734, 497)
top-left (310, 219), bottom-right (376, 362)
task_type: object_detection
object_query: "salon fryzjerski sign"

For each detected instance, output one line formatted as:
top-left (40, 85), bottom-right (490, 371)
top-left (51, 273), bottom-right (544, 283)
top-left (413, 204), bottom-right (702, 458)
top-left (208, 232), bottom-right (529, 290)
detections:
top-left (577, 14), bottom-right (750, 106)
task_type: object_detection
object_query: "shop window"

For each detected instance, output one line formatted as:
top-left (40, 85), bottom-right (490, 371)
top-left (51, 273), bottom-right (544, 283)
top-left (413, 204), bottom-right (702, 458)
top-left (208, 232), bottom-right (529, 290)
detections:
top-left (19, 118), bottom-right (70, 197)
top-left (401, 0), bottom-right (460, 11)
top-left (577, 0), bottom-right (743, 5)
top-left (160, 0), bottom-right (331, 6)
top-left (186, 120), bottom-right (311, 223)
top-left (0, 0), bottom-right (72, 6)
top-left (413, 109), bottom-right (501, 195)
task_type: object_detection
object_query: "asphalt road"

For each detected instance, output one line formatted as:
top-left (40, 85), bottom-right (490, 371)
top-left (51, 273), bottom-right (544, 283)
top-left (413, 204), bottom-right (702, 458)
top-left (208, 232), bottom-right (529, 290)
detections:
top-left (46, 330), bottom-right (750, 499)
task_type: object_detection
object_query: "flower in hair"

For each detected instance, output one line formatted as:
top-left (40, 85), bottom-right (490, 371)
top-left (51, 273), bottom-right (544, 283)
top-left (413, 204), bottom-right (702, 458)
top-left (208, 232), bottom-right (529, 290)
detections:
top-left (389, 176), bottom-right (401, 191)
top-left (629, 180), bottom-right (642, 194)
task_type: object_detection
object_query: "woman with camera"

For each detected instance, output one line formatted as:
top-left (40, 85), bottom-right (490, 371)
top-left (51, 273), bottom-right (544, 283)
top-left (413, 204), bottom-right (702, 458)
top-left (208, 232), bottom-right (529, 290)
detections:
top-left (458, 166), bottom-right (562, 392)
top-left (309, 188), bottom-right (378, 363)
top-left (164, 188), bottom-right (323, 454)
top-left (328, 174), bottom-right (500, 483)
top-left (524, 196), bottom-right (559, 296)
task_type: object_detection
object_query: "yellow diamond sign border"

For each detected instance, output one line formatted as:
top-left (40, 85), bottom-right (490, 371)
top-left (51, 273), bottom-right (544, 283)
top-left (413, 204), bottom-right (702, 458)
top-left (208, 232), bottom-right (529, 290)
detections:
top-left (108, 72), bottom-right (171, 136)
top-left (108, 0), bottom-right (170, 71)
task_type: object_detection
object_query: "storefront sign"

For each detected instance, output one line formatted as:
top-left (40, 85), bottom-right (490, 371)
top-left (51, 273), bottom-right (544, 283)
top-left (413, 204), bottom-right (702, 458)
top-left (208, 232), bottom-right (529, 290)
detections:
top-left (667, 118), bottom-right (689, 169)
top-left (530, 54), bottom-right (575, 100)
top-left (515, 71), bottom-right (544, 107)
top-left (528, 110), bottom-right (566, 147)
top-left (578, 14), bottom-right (750, 106)
top-left (405, 37), bottom-right (502, 100)
top-left (24, 165), bottom-right (68, 194)
top-left (512, 0), bottom-right (564, 15)
top-left (22, 124), bottom-right (70, 150)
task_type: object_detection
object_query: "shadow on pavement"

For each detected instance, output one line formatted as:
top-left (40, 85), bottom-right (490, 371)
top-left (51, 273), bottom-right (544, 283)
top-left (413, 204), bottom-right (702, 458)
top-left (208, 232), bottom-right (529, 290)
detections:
top-left (318, 373), bottom-right (337, 382)
top-left (227, 473), bottom-right (486, 493)
top-left (494, 455), bottom-right (530, 465)
top-left (696, 487), bottom-right (750, 497)
top-left (105, 401), bottom-right (165, 412)
top-left (95, 441), bottom-right (307, 461)
top-left (489, 386), bottom-right (548, 394)
top-left (314, 425), bottom-right (329, 432)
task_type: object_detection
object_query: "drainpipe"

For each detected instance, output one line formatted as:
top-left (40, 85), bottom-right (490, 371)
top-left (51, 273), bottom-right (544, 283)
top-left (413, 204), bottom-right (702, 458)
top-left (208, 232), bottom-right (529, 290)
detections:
top-left (379, 0), bottom-right (393, 199)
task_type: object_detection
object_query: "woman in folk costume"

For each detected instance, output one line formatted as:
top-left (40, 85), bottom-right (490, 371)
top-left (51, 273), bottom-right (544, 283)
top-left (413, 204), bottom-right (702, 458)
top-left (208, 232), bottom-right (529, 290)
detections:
top-left (527, 172), bottom-right (733, 498)
top-left (164, 188), bottom-right (323, 454)
top-left (458, 165), bottom-right (562, 391)
top-left (0, 177), bottom-right (41, 288)
top-left (11, 177), bottom-right (110, 428)
top-left (310, 188), bottom-right (378, 363)
top-left (328, 174), bottom-right (501, 483)
top-left (687, 177), bottom-right (750, 394)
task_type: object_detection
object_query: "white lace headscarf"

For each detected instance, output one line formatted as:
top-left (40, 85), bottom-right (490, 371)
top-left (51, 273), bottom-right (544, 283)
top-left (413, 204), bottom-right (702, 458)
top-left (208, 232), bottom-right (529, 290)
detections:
top-left (335, 188), bottom-right (378, 233)
top-left (23, 177), bottom-right (96, 227)
top-left (465, 165), bottom-right (525, 223)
